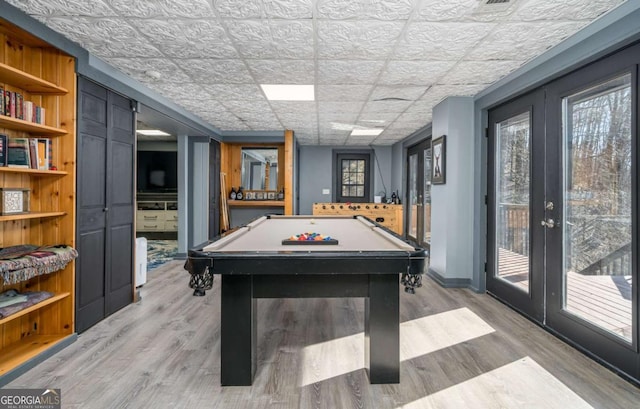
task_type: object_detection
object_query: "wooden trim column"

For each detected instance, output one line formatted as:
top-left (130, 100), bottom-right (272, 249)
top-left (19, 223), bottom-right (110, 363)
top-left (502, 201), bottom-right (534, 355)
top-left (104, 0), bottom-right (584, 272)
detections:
top-left (284, 129), bottom-right (294, 215)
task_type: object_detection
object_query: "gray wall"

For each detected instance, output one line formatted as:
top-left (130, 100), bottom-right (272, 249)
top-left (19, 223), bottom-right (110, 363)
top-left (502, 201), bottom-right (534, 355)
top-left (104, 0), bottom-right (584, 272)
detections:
top-left (298, 145), bottom-right (394, 214)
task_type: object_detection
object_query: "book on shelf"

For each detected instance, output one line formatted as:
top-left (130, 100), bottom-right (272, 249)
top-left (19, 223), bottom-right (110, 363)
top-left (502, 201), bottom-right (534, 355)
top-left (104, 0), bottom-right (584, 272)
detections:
top-left (0, 134), bottom-right (7, 167)
top-left (3, 90), bottom-right (9, 117)
top-left (0, 85), bottom-right (4, 116)
top-left (37, 138), bottom-right (49, 170)
top-left (7, 138), bottom-right (31, 168)
top-left (16, 93), bottom-right (23, 120)
top-left (28, 138), bottom-right (38, 169)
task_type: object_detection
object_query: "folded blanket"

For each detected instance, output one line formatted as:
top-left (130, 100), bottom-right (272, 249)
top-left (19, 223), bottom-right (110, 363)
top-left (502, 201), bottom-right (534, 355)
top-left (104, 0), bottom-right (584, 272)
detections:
top-left (0, 245), bottom-right (78, 285)
top-left (0, 291), bottom-right (54, 318)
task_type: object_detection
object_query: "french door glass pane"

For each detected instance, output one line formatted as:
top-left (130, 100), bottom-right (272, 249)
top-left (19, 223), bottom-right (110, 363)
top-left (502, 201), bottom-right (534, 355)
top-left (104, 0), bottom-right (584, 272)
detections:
top-left (495, 111), bottom-right (531, 293)
top-left (424, 147), bottom-right (432, 245)
top-left (562, 74), bottom-right (633, 342)
top-left (408, 153), bottom-right (418, 238)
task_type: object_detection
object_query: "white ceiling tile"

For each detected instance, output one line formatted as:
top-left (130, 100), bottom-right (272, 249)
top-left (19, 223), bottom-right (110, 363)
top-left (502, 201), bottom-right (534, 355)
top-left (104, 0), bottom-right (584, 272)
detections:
top-left (214, 0), bottom-right (312, 19)
top-left (318, 113), bottom-right (359, 126)
top-left (44, 17), bottom-right (163, 57)
top-left (370, 86), bottom-right (428, 102)
top-left (221, 99), bottom-right (273, 113)
top-left (357, 112), bottom-right (401, 124)
top-left (316, 85), bottom-right (373, 101)
top-left (130, 19), bottom-right (238, 59)
top-left (316, 0), bottom-right (414, 20)
top-left (152, 83), bottom-right (214, 101)
top-left (515, 0), bottom-right (625, 21)
top-left (318, 102), bottom-right (365, 113)
top-left (5, 0), bottom-right (114, 16)
top-left (104, 58), bottom-right (191, 84)
top-left (246, 60), bottom-right (315, 84)
top-left (105, 0), bottom-right (214, 18)
top-left (226, 20), bottom-right (314, 59)
top-left (317, 21), bottom-right (404, 59)
top-left (466, 22), bottom-right (589, 61)
top-left (203, 84), bottom-right (267, 101)
top-left (361, 100), bottom-right (413, 114)
top-left (439, 60), bottom-right (524, 85)
top-left (318, 60), bottom-right (386, 84)
top-left (177, 59), bottom-right (254, 83)
top-left (270, 101), bottom-right (317, 113)
top-left (415, 0), bottom-right (477, 21)
top-left (379, 61), bottom-right (455, 85)
top-left (395, 22), bottom-right (493, 60)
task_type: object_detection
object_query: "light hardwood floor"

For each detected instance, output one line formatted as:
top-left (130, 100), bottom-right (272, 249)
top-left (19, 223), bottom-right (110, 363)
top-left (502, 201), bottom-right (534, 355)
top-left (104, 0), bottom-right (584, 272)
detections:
top-left (7, 260), bottom-right (640, 408)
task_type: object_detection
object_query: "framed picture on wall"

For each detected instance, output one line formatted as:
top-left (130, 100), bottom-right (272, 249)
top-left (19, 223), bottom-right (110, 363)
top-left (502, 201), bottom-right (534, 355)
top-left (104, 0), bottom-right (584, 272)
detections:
top-left (432, 135), bottom-right (446, 184)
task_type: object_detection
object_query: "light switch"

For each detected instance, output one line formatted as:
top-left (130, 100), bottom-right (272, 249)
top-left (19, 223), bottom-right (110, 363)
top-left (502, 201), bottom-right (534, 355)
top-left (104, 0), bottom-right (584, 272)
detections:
top-left (322, 189), bottom-right (330, 195)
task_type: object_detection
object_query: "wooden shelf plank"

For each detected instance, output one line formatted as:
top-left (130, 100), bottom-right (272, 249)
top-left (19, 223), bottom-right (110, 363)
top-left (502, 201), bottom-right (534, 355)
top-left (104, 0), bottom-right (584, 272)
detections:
top-left (0, 115), bottom-right (67, 136)
top-left (0, 62), bottom-right (68, 94)
top-left (0, 292), bottom-right (70, 326)
top-left (227, 200), bottom-right (285, 208)
top-left (0, 167), bottom-right (67, 176)
top-left (0, 211), bottom-right (65, 222)
top-left (0, 334), bottom-right (69, 376)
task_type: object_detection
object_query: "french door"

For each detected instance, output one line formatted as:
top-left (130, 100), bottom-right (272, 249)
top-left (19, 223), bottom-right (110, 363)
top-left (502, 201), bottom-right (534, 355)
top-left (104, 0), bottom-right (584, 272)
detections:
top-left (488, 44), bottom-right (639, 380)
top-left (407, 139), bottom-right (431, 248)
top-left (487, 90), bottom-right (545, 322)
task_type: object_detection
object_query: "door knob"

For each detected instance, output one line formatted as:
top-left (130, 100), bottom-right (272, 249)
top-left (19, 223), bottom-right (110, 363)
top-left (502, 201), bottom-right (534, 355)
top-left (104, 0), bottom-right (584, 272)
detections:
top-left (545, 201), bottom-right (554, 210)
top-left (541, 218), bottom-right (555, 228)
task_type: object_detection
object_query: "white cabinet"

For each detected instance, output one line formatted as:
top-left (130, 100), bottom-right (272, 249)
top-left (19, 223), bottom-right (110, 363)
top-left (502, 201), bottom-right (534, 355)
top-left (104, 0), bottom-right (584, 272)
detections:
top-left (136, 201), bottom-right (178, 232)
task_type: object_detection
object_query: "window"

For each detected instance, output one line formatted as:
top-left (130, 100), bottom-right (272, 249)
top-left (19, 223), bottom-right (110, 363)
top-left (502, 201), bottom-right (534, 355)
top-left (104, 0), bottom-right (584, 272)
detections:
top-left (334, 152), bottom-right (371, 203)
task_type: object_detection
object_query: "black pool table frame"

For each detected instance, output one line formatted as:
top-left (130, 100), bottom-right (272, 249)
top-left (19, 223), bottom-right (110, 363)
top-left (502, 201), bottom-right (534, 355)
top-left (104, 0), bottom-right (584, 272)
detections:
top-left (185, 215), bottom-right (426, 386)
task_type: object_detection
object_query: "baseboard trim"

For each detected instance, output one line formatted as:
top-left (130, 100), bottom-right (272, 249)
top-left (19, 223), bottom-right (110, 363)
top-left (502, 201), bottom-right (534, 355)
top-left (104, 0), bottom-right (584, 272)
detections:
top-left (0, 333), bottom-right (77, 387)
top-left (427, 268), bottom-right (473, 289)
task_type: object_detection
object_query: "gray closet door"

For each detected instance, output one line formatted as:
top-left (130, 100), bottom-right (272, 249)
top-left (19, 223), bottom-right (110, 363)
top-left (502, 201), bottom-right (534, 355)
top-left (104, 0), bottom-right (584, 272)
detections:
top-left (76, 77), bottom-right (135, 333)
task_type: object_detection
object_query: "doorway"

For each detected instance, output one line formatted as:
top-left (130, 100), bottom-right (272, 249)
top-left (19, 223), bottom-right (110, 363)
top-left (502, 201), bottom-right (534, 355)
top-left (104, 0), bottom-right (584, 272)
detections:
top-left (487, 43), bottom-right (639, 380)
top-left (407, 139), bottom-right (432, 249)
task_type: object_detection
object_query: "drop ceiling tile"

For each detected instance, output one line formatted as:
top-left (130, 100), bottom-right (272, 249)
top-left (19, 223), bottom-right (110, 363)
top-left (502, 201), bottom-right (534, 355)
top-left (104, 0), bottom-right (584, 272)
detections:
top-left (316, 85), bottom-right (373, 101)
top-left (395, 22), bottom-right (493, 60)
top-left (104, 0), bottom-right (215, 18)
top-left (395, 111), bottom-right (429, 123)
top-left (270, 101), bottom-right (317, 113)
top-left (316, 0), bottom-right (414, 20)
top-left (246, 60), bottom-right (315, 84)
top-left (439, 60), bottom-right (524, 85)
top-left (177, 59), bottom-right (254, 83)
top-left (104, 58), bottom-right (191, 83)
top-left (379, 61), bottom-right (455, 85)
top-left (180, 102), bottom-right (231, 117)
top-left (370, 86), bottom-right (428, 102)
top-left (214, 0), bottom-right (312, 19)
top-left (152, 83), bottom-right (214, 101)
top-left (5, 0), bottom-right (114, 16)
top-left (130, 19), bottom-right (238, 59)
top-left (317, 21), bottom-right (404, 59)
top-left (514, 0), bottom-right (625, 21)
top-left (203, 84), bottom-right (266, 101)
top-left (226, 20), bottom-right (314, 59)
top-left (357, 112), bottom-right (401, 124)
top-left (318, 113), bottom-right (359, 126)
top-left (317, 60), bottom-right (386, 84)
top-left (414, 0), bottom-right (477, 21)
top-left (466, 22), bottom-right (588, 61)
top-left (318, 102), bottom-right (365, 113)
top-left (44, 17), bottom-right (163, 58)
top-left (221, 99), bottom-right (273, 113)
top-left (361, 100), bottom-right (413, 113)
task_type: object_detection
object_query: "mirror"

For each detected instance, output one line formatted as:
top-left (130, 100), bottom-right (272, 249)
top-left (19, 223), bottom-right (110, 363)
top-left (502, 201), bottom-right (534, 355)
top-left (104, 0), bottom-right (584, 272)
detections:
top-left (241, 148), bottom-right (278, 190)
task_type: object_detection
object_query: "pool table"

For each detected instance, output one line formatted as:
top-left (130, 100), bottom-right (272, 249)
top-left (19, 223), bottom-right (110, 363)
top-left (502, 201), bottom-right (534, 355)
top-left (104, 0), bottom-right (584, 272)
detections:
top-left (185, 215), bottom-right (426, 385)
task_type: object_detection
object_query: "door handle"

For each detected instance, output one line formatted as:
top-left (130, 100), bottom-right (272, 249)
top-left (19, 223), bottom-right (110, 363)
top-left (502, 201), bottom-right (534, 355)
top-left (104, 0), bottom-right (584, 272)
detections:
top-left (541, 218), bottom-right (555, 228)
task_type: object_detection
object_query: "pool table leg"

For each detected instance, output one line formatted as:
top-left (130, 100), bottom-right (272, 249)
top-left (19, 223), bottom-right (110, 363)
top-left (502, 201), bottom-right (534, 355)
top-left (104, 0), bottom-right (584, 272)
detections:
top-left (221, 274), bottom-right (256, 386)
top-left (365, 273), bottom-right (400, 383)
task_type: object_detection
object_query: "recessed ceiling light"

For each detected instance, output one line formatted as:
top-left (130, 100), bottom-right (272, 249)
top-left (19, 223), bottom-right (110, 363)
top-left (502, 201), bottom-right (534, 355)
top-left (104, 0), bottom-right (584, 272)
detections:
top-left (136, 129), bottom-right (171, 136)
top-left (261, 84), bottom-right (314, 101)
top-left (351, 129), bottom-right (383, 136)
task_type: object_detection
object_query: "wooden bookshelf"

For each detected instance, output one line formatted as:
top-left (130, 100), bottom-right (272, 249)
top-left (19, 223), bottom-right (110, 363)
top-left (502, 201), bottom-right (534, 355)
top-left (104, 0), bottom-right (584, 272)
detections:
top-left (0, 21), bottom-right (77, 381)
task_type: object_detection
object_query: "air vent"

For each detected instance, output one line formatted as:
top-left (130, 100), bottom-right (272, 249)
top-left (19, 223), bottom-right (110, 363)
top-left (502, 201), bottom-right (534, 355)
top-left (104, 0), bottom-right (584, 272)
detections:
top-left (486, 0), bottom-right (509, 4)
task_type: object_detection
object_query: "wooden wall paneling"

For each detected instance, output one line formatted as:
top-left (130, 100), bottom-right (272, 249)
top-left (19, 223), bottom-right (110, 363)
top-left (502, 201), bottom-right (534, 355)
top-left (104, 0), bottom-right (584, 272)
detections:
top-left (0, 22), bottom-right (76, 380)
top-left (284, 130), bottom-right (293, 215)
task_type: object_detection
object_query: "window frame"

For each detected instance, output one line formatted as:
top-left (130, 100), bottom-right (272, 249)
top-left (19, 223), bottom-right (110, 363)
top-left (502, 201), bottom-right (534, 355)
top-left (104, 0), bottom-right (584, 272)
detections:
top-left (333, 150), bottom-right (373, 203)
